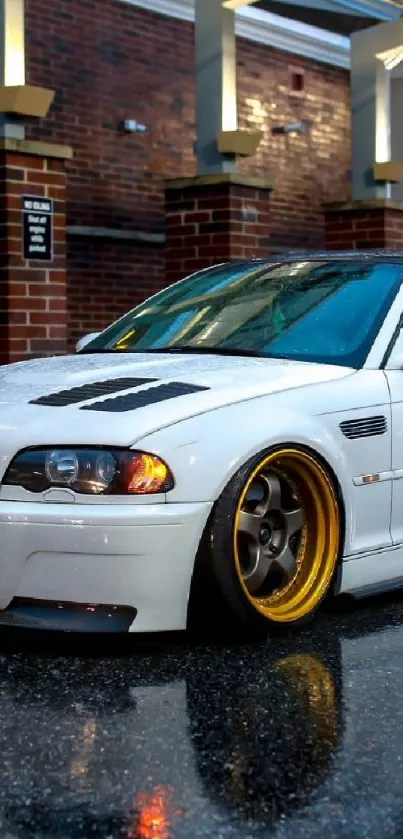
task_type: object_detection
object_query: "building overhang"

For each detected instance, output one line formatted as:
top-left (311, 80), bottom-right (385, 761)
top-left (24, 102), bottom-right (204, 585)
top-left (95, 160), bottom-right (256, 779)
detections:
top-left (125, 0), bottom-right (403, 67)
top-left (122, 0), bottom-right (351, 67)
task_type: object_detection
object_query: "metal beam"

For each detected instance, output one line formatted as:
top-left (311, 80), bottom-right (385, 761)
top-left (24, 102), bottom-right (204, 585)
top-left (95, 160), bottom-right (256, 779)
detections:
top-left (195, 0), bottom-right (237, 174)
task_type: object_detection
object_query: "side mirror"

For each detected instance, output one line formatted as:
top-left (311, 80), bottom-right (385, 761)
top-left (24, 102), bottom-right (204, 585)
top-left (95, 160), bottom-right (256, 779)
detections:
top-left (75, 332), bottom-right (100, 353)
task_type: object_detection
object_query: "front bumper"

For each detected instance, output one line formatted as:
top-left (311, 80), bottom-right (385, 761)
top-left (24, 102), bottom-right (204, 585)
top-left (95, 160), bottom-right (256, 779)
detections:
top-left (0, 500), bottom-right (212, 632)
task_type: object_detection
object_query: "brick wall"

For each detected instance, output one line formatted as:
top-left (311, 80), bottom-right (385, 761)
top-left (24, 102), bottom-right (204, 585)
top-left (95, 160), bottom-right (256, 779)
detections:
top-left (325, 205), bottom-right (403, 249)
top-left (0, 152), bottom-right (67, 362)
top-left (67, 237), bottom-right (164, 349)
top-left (26, 0), bottom-right (351, 341)
top-left (165, 179), bottom-right (272, 284)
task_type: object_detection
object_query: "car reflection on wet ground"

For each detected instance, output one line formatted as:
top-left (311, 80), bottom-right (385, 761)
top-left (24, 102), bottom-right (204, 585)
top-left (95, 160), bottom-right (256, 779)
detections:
top-left (1, 595), bottom-right (403, 838)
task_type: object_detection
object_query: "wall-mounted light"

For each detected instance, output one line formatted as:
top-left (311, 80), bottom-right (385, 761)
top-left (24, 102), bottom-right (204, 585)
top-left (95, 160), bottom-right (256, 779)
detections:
top-left (271, 119), bottom-right (313, 136)
top-left (121, 119), bottom-right (148, 134)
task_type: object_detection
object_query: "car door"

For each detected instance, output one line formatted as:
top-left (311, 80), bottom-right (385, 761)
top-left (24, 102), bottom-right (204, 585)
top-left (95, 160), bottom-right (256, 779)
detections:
top-left (384, 323), bottom-right (403, 546)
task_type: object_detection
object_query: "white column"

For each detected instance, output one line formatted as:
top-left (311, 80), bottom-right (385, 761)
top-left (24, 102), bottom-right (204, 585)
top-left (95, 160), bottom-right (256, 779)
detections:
top-left (195, 0), bottom-right (237, 174)
top-left (350, 19), bottom-right (403, 201)
top-left (0, 0), bottom-right (25, 138)
top-left (391, 74), bottom-right (403, 202)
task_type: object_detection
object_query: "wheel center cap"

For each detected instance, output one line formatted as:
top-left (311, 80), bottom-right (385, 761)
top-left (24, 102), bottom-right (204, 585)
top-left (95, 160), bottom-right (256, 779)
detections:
top-left (259, 523), bottom-right (272, 546)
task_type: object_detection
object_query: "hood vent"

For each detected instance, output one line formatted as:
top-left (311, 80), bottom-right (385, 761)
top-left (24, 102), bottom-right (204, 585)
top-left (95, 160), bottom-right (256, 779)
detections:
top-left (340, 415), bottom-right (387, 440)
top-left (81, 381), bottom-right (210, 413)
top-left (30, 377), bottom-right (158, 407)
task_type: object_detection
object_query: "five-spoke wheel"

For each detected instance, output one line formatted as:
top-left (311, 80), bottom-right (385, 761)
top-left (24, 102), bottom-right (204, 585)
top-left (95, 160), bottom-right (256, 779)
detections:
top-left (237, 469), bottom-right (305, 595)
top-left (233, 448), bottom-right (340, 624)
top-left (191, 446), bottom-right (341, 634)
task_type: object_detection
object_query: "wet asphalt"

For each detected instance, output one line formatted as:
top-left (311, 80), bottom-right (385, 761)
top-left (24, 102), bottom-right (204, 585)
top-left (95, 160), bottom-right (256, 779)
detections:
top-left (1, 594), bottom-right (403, 838)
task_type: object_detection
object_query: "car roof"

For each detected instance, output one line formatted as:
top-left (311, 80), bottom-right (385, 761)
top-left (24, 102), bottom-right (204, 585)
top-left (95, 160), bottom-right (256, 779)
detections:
top-left (245, 249), bottom-right (403, 265)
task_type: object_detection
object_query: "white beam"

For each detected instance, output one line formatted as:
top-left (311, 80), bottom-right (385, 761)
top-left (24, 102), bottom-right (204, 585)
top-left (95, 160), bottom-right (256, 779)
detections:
top-left (121, 0), bottom-right (350, 69)
top-left (222, 0), bottom-right (259, 9)
top-left (195, 0), bottom-right (237, 173)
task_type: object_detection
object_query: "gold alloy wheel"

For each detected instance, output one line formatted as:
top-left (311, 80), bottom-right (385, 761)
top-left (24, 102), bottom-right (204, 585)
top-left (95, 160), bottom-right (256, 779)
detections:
top-left (233, 448), bottom-right (340, 623)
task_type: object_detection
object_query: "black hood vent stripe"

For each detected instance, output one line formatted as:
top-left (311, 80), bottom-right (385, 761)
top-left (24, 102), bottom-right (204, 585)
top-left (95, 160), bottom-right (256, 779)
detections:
top-left (30, 377), bottom-right (158, 407)
top-left (81, 382), bottom-right (210, 413)
top-left (340, 415), bottom-right (387, 439)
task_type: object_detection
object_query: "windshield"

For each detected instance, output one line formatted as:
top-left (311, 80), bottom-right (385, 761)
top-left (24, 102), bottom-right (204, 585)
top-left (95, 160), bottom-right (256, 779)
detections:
top-left (79, 259), bottom-right (403, 368)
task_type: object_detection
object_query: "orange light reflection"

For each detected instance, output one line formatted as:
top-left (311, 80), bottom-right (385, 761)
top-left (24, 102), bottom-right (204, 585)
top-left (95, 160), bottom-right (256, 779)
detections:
top-left (128, 786), bottom-right (181, 839)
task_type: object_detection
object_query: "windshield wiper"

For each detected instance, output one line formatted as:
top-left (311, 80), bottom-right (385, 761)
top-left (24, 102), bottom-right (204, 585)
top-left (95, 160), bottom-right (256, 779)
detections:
top-left (78, 349), bottom-right (125, 354)
top-left (78, 345), bottom-right (289, 359)
top-left (79, 345), bottom-right (286, 359)
top-left (140, 345), bottom-right (265, 357)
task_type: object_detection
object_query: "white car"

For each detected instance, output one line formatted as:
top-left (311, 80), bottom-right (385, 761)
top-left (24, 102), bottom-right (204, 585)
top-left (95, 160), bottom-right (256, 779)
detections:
top-left (1, 252), bottom-right (403, 636)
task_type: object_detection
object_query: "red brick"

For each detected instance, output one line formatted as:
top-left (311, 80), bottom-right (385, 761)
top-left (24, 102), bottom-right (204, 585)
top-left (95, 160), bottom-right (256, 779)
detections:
top-left (49, 270), bottom-right (67, 283)
top-left (48, 297), bottom-right (67, 311)
top-left (28, 283), bottom-right (65, 297)
top-left (8, 339), bottom-right (29, 352)
top-left (6, 154), bottom-right (45, 170)
top-left (7, 282), bottom-right (28, 296)
top-left (27, 171), bottom-right (65, 187)
top-left (8, 296), bottom-right (47, 310)
top-left (9, 312), bottom-right (28, 325)
top-left (184, 212), bottom-right (212, 224)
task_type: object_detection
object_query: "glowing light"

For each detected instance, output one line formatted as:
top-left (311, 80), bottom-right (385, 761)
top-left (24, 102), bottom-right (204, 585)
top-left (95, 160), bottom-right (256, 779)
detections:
top-left (115, 328), bottom-right (136, 350)
top-left (126, 453), bottom-right (172, 494)
top-left (362, 474), bottom-right (380, 484)
top-left (128, 786), bottom-right (182, 839)
top-left (3, 0), bottom-right (25, 86)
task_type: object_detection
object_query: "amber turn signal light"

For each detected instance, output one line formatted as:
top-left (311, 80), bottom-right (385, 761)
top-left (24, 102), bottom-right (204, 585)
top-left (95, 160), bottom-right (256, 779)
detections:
top-left (126, 453), bottom-right (174, 494)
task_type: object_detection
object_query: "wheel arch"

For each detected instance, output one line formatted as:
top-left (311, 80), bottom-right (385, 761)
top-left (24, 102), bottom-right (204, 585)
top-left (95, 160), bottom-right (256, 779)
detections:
top-left (187, 440), bottom-right (346, 633)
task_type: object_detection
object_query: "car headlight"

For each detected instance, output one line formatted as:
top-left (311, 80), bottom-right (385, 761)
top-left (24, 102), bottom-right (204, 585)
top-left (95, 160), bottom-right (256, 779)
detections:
top-left (3, 447), bottom-right (174, 495)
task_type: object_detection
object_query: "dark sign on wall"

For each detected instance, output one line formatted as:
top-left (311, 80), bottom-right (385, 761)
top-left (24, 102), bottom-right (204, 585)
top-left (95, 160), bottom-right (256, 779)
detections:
top-left (22, 196), bottom-right (53, 262)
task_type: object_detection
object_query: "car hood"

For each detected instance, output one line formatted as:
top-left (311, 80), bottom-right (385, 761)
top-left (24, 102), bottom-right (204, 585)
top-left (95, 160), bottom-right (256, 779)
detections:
top-left (0, 352), bottom-right (353, 448)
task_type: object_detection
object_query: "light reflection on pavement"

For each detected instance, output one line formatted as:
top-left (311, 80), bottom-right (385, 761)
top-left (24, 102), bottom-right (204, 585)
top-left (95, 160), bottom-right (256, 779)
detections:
top-left (0, 593), bottom-right (403, 837)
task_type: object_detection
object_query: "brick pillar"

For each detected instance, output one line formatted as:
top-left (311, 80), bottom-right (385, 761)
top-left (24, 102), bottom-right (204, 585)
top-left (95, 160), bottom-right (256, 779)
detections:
top-left (165, 175), bottom-right (272, 285)
top-left (324, 200), bottom-right (403, 251)
top-left (0, 139), bottom-right (72, 364)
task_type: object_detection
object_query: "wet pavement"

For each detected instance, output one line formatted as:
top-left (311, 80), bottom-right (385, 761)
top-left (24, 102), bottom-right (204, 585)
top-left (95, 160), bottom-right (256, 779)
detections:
top-left (1, 595), bottom-right (403, 838)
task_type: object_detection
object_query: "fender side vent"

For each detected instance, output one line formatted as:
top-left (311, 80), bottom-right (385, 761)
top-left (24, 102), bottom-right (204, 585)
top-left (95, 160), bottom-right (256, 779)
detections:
top-left (30, 377), bottom-right (158, 407)
top-left (81, 381), bottom-right (210, 413)
top-left (340, 415), bottom-right (387, 440)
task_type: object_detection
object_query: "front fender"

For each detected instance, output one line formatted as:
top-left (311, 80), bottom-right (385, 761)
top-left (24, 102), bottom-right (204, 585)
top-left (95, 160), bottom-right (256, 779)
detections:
top-left (137, 397), bottom-right (352, 526)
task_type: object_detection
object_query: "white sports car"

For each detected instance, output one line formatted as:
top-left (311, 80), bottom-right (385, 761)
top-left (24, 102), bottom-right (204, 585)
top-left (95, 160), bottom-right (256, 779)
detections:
top-left (1, 251), bottom-right (403, 635)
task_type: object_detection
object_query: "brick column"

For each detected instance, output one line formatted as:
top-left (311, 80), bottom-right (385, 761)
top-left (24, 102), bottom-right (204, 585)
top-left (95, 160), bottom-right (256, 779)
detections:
top-left (0, 139), bottom-right (72, 363)
top-left (324, 200), bottom-right (403, 251)
top-left (165, 175), bottom-right (272, 285)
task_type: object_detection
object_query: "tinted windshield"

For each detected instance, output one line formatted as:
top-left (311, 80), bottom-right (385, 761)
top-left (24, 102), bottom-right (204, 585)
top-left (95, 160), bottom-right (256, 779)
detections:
top-left (80, 260), bottom-right (403, 368)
